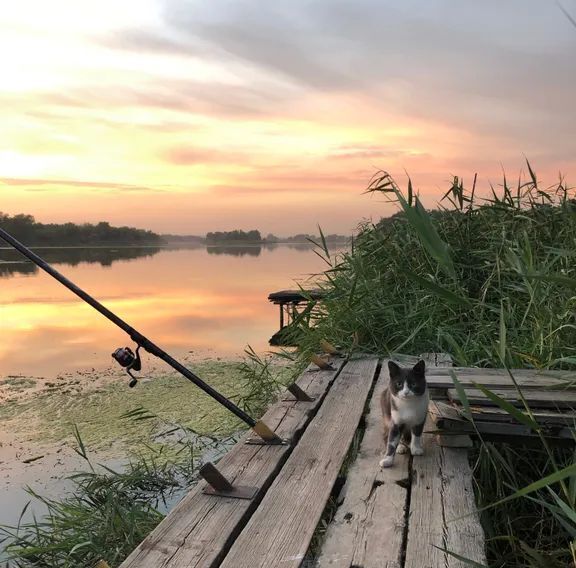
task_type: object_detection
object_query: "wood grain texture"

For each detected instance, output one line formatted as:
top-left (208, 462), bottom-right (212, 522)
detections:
top-left (119, 359), bottom-right (346, 568)
top-left (442, 448), bottom-right (488, 567)
top-left (317, 362), bottom-right (409, 568)
top-left (405, 417), bottom-right (451, 568)
top-left (405, 417), bottom-right (486, 568)
top-left (448, 387), bottom-right (576, 409)
top-left (420, 352), bottom-right (454, 367)
top-left (436, 434), bottom-right (473, 448)
top-left (219, 358), bottom-right (380, 568)
top-left (427, 367), bottom-right (573, 389)
top-left (426, 366), bottom-right (573, 377)
top-left (431, 401), bottom-right (574, 440)
top-left (428, 374), bottom-right (570, 391)
top-left (432, 400), bottom-right (576, 426)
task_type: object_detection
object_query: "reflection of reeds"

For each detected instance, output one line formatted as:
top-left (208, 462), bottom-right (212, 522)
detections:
top-left (292, 165), bottom-right (576, 566)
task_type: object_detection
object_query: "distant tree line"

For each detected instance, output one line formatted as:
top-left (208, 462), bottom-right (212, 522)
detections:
top-left (0, 213), bottom-right (162, 246)
top-left (265, 233), bottom-right (350, 243)
top-left (206, 230), bottom-right (262, 243)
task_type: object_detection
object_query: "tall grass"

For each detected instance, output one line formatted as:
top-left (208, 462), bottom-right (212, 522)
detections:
top-left (297, 166), bottom-right (576, 370)
top-left (293, 165), bottom-right (576, 566)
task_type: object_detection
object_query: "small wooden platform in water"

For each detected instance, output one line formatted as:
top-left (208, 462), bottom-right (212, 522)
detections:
top-left (267, 289), bottom-right (324, 345)
top-left (120, 357), bottom-right (576, 568)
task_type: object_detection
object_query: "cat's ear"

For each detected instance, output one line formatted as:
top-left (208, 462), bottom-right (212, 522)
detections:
top-left (413, 360), bottom-right (425, 376)
top-left (388, 361), bottom-right (401, 379)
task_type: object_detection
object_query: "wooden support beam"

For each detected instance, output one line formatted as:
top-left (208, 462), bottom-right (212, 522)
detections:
top-left (448, 387), bottom-right (576, 409)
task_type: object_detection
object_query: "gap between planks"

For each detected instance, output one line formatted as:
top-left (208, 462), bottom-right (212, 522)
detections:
top-left (218, 357), bottom-right (380, 568)
top-left (317, 361), bottom-right (409, 568)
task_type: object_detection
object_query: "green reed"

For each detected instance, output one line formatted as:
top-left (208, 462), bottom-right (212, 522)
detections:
top-left (293, 164), bottom-right (576, 566)
top-left (297, 165), bottom-right (576, 371)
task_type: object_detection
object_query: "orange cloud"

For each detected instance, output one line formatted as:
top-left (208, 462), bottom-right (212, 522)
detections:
top-left (0, 1), bottom-right (575, 235)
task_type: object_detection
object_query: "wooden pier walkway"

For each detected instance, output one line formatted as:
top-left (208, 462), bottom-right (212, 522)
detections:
top-left (120, 355), bottom-right (575, 568)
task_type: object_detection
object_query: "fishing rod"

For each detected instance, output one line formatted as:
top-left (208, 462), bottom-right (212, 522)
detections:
top-left (0, 227), bottom-right (282, 444)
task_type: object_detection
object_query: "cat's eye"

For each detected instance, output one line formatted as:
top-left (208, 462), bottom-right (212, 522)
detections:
top-left (395, 380), bottom-right (403, 388)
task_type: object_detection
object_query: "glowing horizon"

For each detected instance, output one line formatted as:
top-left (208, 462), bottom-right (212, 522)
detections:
top-left (1, 0), bottom-right (576, 235)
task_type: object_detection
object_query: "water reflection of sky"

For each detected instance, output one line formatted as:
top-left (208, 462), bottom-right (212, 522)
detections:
top-left (0, 245), bottom-right (335, 377)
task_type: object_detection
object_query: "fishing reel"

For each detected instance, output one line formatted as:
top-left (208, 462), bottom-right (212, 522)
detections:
top-left (112, 345), bottom-right (142, 388)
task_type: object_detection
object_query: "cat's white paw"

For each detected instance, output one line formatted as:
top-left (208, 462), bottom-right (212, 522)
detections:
top-left (410, 445), bottom-right (424, 456)
top-left (397, 444), bottom-right (409, 454)
top-left (379, 455), bottom-right (394, 468)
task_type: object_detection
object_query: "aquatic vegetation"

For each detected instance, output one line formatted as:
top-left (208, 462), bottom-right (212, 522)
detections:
top-left (0, 355), bottom-right (291, 567)
top-left (299, 166), bottom-right (576, 371)
top-left (0, 361), bottom-right (249, 455)
top-left (0, 426), bottom-right (202, 568)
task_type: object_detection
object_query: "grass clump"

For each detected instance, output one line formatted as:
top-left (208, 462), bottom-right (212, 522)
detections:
top-left (472, 441), bottom-right (576, 567)
top-left (0, 428), bottom-right (193, 568)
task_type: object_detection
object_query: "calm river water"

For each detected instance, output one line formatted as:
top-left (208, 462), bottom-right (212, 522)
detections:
top-left (0, 244), bottom-right (336, 378)
top-left (0, 243), bottom-right (342, 541)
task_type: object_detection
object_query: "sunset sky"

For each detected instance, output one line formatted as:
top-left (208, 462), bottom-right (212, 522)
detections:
top-left (1, 0), bottom-right (575, 235)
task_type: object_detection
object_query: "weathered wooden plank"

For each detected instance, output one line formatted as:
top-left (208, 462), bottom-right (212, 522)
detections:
top-left (219, 358), bottom-right (380, 568)
top-left (420, 352), bottom-right (454, 368)
top-left (404, 417), bottom-right (487, 568)
top-left (436, 434), bottom-right (474, 448)
top-left (317, 362), bottom-right (409, 568)
top-left (426, 366), bottom-right (574, 376)
top-left (448, 387), bottom-right (576, 409)
top-left (430, 401), bottom-right (574, 440)
top-left (427, 371), bottom-right (572, 390)
top-left (268, 289), bottom-right (325, 304)
top-left (406, 358), bottom-right (486, 567)
top-left (432, 400), bottom-right (576, 426)
top-left (119, 358), bottom-right (346, 568)
top-left (442, 448), bottom-right (488, 567)
top-left (427, 366), bottom-right (574, 381)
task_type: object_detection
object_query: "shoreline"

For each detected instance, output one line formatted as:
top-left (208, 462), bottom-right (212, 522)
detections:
top-left (0, 353), bottom-right (249, 529)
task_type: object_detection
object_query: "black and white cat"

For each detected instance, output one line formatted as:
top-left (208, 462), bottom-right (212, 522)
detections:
top-left (379, 360), bottom-right (428, 468)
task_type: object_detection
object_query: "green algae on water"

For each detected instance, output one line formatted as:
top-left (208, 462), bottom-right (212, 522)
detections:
top-left (0, 361), bottom-right (250, 455)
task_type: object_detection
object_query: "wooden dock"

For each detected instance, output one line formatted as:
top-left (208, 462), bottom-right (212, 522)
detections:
top-left (267, 289), bottom-right (324, 345)
top-left (120, 356), bottom-right (575, 568)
